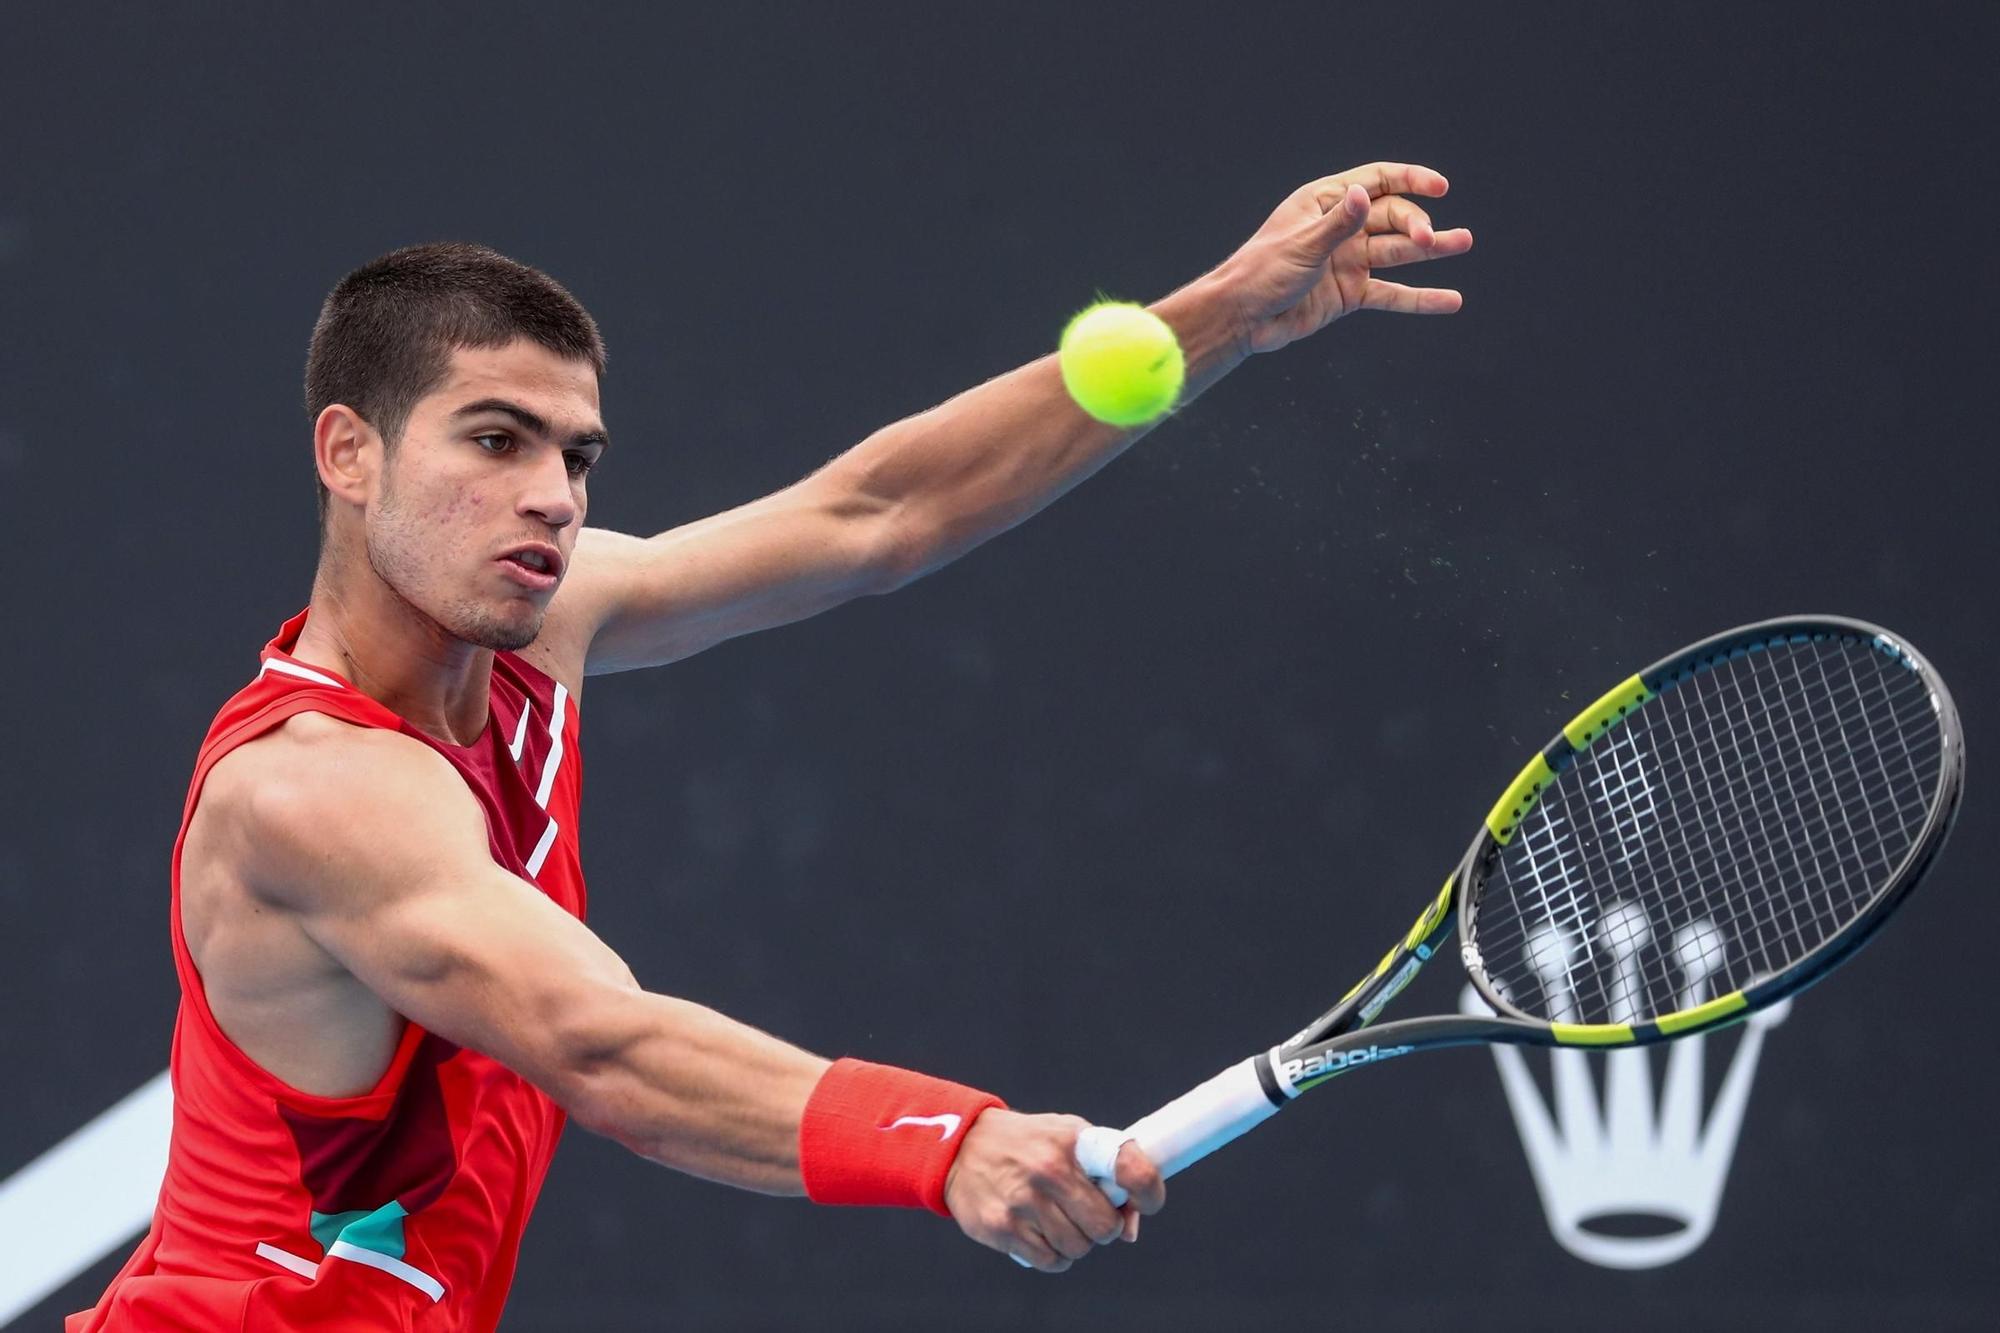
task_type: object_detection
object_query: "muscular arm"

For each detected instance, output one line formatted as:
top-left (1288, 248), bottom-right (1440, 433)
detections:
top-left (238, 719), bottom-right (826, 1193)
top-left (560, 163), bottom-right (1468, 676)
top-left (565, 278), bottom-right (1245, 675)
top-left (226, 718), bottom-right (1161, 1265)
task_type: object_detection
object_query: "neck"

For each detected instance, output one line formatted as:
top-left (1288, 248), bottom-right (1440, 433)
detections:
top-left (293, 545), bottom-right (495, 747)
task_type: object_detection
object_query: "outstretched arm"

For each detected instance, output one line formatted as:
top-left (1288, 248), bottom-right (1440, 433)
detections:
top-left (559, 162), bottom-right (1470, 675)
top-left (229, 718), bottom-right (1161, 1270)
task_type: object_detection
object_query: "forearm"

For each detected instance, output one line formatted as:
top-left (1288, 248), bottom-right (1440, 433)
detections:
top-left (566, 989), bottom-right (828, 1194)
top-left (841, 270), bottom-right (1248, 583)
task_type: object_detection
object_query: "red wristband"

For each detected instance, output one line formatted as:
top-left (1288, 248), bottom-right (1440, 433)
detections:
top-left (798, 1058), bottom-right (1006, 1215)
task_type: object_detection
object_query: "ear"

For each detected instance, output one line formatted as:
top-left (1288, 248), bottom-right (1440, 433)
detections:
top-left (314, 403), bottom-right (381, 511)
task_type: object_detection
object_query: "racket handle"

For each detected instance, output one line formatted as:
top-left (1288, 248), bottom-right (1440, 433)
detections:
top-left (1078, 1055), bottom-right (1280, 1207)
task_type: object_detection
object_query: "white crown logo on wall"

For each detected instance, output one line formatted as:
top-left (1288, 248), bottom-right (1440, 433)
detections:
top-left (1460, 910), bottom-right (1791, 1270)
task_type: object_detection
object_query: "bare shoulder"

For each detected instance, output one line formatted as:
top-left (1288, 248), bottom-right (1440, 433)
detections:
top-left (205, 712), bottom-right (487, 916)
top-left (196, 699), bottom-right (646, 1109)
top-left (186, 713), bottom-right (490, 1093)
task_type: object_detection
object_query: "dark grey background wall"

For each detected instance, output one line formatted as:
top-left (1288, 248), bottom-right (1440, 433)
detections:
top-left (4, 2), bottom-right (1996, 1328)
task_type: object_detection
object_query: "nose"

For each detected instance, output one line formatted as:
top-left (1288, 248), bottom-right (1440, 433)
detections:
top-left (519, 449), bottom-right (578, 529)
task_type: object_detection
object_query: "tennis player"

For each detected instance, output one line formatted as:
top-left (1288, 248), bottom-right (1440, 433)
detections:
top-left (68, 163), bottom-right (1468, 1329)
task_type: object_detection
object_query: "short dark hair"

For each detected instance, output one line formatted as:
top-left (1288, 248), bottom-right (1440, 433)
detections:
top-left (304, 241), bottom-right (607, 521)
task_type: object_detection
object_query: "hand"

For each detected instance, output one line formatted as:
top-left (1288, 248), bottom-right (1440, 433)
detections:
top-left (1217, 161), bottom-right (1473, 356)
top-left (942, 1109), bottom-right (1166, 1272)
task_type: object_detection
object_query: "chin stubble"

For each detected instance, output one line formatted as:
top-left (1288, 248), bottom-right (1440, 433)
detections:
top-left (364, 488), bottom-right (542, 653)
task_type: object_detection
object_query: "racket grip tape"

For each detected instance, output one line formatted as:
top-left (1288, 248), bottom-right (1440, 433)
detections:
top-left (1077, 1055), bottom-right (1280, 1207)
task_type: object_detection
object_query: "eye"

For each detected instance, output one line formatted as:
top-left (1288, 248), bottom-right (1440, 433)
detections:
top-left (565, 452), bottom-right (597, 477)
top-left (473, 432), bottom-right (513, 455)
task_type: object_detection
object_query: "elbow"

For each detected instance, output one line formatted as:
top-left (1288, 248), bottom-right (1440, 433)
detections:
top-left (564, 1080), bottom-right (648, 1157)
top-left (870, 524), bottom-right (929, 594)
top-left (544, 978), bottom-right (652, 1147)
top-left (560, 1050), bottom-right (662, 1162)
top-left (546, 983), bottom-right (725, 1171)
top-left (866, 504), bottom-right (946, 594)
top-left (817, 461), bottom-right (933, 595)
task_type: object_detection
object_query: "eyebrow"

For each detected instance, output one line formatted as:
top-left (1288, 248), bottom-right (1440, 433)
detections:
top-left (449, 397), bottom-right (610, 452)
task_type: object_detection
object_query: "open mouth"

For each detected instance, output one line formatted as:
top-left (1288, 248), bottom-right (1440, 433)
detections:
top-left (496, 543), bottom-right (563, 588)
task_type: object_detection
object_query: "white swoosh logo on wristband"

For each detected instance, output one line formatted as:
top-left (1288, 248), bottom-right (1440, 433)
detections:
top-left (883, 1113), bottom-right (963, 1141)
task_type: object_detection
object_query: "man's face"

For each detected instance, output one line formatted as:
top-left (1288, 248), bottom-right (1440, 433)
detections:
top-left (365, 339), bottom-right (606, 652)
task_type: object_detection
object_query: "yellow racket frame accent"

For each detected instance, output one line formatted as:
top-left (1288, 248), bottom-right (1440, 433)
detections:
top-left (1561, 674), bottom-right (1656, 750)
top-left (1485, 675), bottom-right (1661, 847)
top-left (1545, 992), bottom-right (1750, 1046)
top-left (1655, 990), bottom-right (1749, 1035)
top-left (1404, 878), bottom-right (1454, 951)
top-left (1484, 753), bottom-right (1557, 845)
top-left (1549, 1022), bottom-right (1634, 1046)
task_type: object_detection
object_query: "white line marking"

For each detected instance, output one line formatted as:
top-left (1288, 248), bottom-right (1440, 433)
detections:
top-left (326, 1240), bottom-right (446, 1301)
top-left (258, 659), bottom-right (344, 689)
top-left (524, 816), bottom-right (560, 878)
top-left (532, 684), bottom-right (568, 809)
top-left (507, 702), bottom-right (533, 762)
top-left (883, 1113), bottom-right (962, 1141)
top-left (0, 1071), bottom-right (172, 1326)
top-left (255, 1241), bottom-right (319, 1280)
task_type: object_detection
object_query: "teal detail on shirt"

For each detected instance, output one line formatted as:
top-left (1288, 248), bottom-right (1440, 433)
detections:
top-left (308, 1200), bottom-right (410, 1259)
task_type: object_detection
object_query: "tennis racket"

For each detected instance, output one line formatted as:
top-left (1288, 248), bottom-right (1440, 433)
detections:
top-left (1074, 615), bottom-right (1963, 1205)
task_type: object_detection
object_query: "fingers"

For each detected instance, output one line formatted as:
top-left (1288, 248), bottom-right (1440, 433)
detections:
top-left (1359, 279), bottom-right (1464, 315)
top-left (1008, 1185), bottom-right (1125, 1270)
top-left (1008, 1228), bottom-right (1070, 1274)
top-left (1336, 161), bottom-right (1451, 200)
top-left (1363, 194), bottom-right (1473, 267)
top-left (1072, 1125), bottom-right (1133, 1186)
top-left (1368, 226), bottom-right (1474, 269)
top-left (1035, 1200), bottom-right (1105, 1262)
top-left (961, 1112), bottom-right (1164, 1273)
top-left (1008, 1129), bottom-right (1140, 1270)
top-left (1111, 1141), bottom-right (1166, 1215)
top-left (1306, 182), bottom-right (1371, 249)
top-left (1041, 1139), bottom-right (1127, 1247)
top-left (1369, 195), bottom-right (1435, 246)
top-left (1299, 163), bottom-right (1448, 217)
top-left (1306, 172), bottom-right (1467, 270)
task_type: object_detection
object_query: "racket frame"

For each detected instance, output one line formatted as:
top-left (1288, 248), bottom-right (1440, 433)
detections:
top-left (1264, 615), bottom-right (1963, 1099)
top-left (1082, 616), bottom-right (1962, 1205)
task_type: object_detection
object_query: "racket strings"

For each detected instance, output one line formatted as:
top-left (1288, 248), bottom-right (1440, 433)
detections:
top-left (1659, 653), bottom-right (1932, 965)
top-left (1591, 647), bottom-right (1931, 1008)
top-left (1472, 638), bottom-right (1942, 1027)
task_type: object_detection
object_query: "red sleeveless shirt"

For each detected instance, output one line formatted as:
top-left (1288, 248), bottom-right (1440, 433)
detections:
top-left (68, 609), bottom-right (587, 1331)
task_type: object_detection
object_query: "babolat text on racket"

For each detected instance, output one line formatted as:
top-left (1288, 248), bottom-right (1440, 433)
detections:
top-left (1075, 616), bottom-right (1963, 1203)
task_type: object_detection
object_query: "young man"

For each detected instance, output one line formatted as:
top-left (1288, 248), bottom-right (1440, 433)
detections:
top-left (69, 164), bottom-right (1468, 1329)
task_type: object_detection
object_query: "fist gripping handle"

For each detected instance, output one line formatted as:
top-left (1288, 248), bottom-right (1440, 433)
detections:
top-left (1075, 1056), bottom-right (1280, 1207)
top-left (1010, 1056), bottom-right (1279, 1268)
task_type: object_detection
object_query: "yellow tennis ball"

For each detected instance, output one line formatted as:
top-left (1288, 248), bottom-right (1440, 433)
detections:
top-left (1058, 301), bottom-right (1185, 427)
